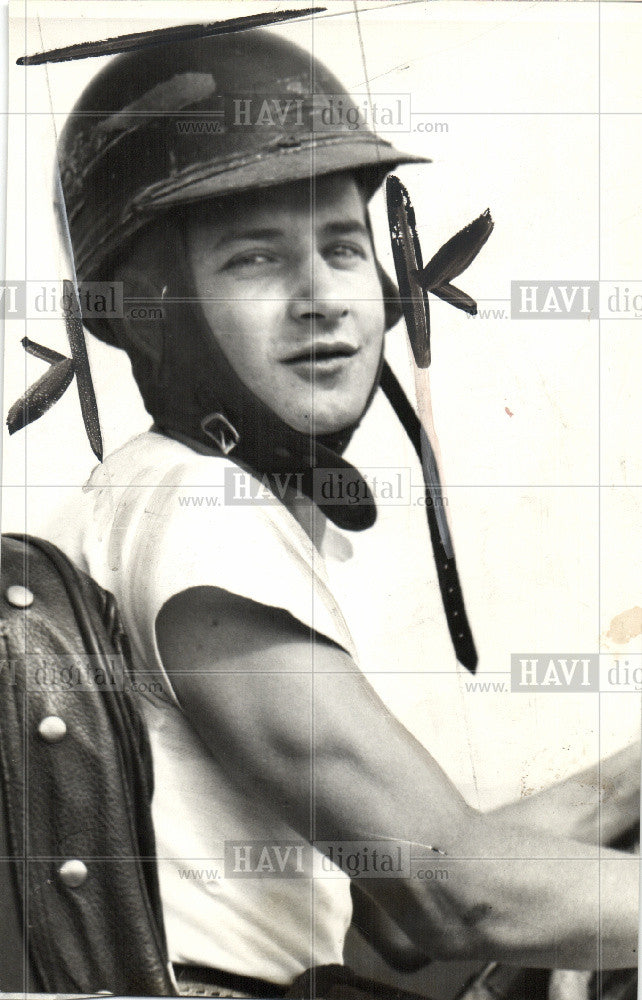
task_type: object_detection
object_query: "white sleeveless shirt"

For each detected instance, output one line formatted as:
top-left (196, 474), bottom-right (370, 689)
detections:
top-left (48, 430), bottom-right (354, 986)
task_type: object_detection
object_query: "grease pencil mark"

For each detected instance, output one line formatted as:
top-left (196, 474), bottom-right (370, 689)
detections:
top-left (17, 9), bottom-right (326, 66)
top-left (386, 174), bottom-right (431, 368)
top-left (384, 175), bottom-right (494, 674)
top-left (7, 288), bottom-right (106, 461)
top-left (417, 208), bottom-right (494, 314)
top-left (387, 175), bottom-right (494, 370)
top-left (62, 280), bottom-right (103, 461)
top-left (6, 338), bottom-right (74, 435)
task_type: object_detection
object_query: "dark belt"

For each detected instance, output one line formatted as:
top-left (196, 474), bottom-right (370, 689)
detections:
top-left (173, 963), bottom-right (287, 998)
top-left (174, 963), bottom-right (438, 1000)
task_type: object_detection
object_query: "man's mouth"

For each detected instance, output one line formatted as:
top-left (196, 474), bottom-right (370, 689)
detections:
top-left (282, 341), bottom-right (359, 365)
top-left (282, 342), bottom-right (360, 381)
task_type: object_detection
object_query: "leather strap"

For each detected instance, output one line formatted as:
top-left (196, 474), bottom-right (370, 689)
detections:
top-left (285, 964), bottom-right (438, 1000)
top-left (174, 963), bottom-right (286, 997)
top-left (380, 363), bottom-right (478, 672)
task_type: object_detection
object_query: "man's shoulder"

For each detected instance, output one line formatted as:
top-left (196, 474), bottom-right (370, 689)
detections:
top-left (90, 429), bottom-right (214, 483)
top-left (46, 430), bottom-right (356, 666)
top-left (51, 431), bottom-right (316, 568)
top-left (45, 430), bottom-right (223, 560)
top-left (89, 430), bottom-right (286, 494)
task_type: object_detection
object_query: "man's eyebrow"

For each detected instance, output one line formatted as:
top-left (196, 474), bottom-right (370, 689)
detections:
top-left (211, 219), bottom-right (370, 249)
top-left (214, 227), bottom-right (285, 248)
top-left (321, 220), bottom-right (370, 238)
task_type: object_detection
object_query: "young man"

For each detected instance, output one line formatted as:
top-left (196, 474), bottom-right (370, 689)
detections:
top-left (47, 25), bottom-right (639, 1000)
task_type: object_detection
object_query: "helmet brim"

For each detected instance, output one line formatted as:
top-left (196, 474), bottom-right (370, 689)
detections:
top-left (130, 137), bottom-right (430, 213)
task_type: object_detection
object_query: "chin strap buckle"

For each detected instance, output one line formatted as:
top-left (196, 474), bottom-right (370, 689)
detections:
top-left (200, 412), bottom-right (240, 456)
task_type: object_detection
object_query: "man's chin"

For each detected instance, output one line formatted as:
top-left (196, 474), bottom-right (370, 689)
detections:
top-left (280, 406), bottom-right (364, 438)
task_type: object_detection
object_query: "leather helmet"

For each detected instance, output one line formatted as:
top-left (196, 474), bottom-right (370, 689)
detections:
top-left (56, 26), bottom-right (429, 345)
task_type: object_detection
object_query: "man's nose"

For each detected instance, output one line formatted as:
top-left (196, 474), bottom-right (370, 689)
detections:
top-left (288, 256), bottom-right (350, 326)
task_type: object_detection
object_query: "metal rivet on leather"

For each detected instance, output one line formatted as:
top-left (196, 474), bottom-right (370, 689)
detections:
top-left (38, 716), bottom-right (67, 743)
top-left (5, 585), bottom-right (34, 608)
top-left (58, 859), bottom-right (88, 888)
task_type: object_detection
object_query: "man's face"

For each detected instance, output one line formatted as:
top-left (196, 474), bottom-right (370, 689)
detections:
top-left (185, 174), bottom-right (386, 435)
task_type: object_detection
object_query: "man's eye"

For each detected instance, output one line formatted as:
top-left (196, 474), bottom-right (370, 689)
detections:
top-left (326, 243), bottom-right (367, 262)
top-left (223, 251), bottom-right (276, 269)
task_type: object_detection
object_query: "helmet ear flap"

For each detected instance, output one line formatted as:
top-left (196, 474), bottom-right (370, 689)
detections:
top-left (110, 263), bottom-right (166, 371)
top-left (379, 262), bottom-right (403, 332)
top-left (363, 202), bottom-right (402, 334)
top-left (98, 216), bottom-right (185, 417)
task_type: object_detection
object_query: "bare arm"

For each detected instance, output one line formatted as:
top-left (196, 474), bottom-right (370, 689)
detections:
top-left (157, 586), bottom-right (639, 970)
top-left (352, 745), bottom-right (640, 970)
top-left (492, 743), bottom-right (640, 845)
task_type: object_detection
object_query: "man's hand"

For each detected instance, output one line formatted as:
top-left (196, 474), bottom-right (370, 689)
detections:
top-left (157, 586), bottom-right (639, 970)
